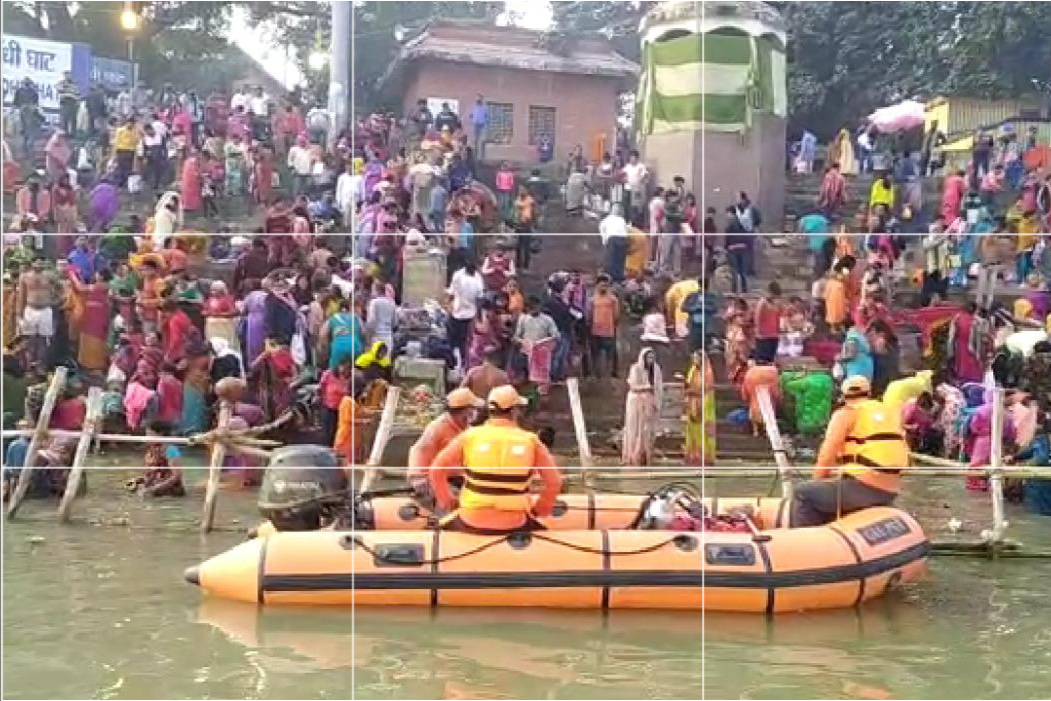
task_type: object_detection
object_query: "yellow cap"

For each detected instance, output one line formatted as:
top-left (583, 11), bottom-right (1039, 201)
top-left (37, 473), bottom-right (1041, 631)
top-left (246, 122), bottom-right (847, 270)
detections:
top-left (487, 385), bottom-right (528, 410)
top-left (841, 375), bottom-right (871, 399)
top-left (447, 388), bottom-right (484, 410)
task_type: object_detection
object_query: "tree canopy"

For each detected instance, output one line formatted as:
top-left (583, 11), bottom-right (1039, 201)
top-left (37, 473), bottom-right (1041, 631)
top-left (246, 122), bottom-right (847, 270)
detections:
top-left (350, 1), bottom-right (504, 113)
top-left (1, 1), bottom-right (240, 87)
top-left (777, 1), bottom-right (1051, 139)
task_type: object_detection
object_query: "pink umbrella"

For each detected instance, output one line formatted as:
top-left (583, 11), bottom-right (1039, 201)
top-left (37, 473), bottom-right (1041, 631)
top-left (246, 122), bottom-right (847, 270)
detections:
top-left (868, 100), bottom-right (926, 133)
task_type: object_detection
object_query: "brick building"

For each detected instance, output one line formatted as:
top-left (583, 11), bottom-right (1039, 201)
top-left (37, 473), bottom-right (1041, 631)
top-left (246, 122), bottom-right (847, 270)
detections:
top-left (379, 21), bottom-right (639, 165)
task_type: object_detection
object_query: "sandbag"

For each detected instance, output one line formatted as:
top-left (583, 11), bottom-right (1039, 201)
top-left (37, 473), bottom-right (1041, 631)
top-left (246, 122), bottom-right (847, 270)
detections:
top-left (780, 371), bottom-right (833, 436)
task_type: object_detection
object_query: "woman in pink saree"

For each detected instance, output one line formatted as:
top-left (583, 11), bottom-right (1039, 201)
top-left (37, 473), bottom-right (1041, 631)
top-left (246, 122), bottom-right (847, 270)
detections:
top-left (940, 169), bottom-right (967, 222)
top-left (45, 130), bottom-right (72, 182)
top-left (948, 303), bottom-right (987, 383)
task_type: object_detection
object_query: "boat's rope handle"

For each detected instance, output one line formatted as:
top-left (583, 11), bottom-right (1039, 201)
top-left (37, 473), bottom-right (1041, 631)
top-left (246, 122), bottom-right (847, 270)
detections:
top-left (348, 532), bottom-right (686, 567)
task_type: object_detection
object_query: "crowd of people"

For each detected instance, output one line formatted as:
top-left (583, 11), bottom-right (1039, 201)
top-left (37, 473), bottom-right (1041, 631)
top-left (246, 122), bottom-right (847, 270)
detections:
top-left (4, 74), bottom-right (345, 237)
top-left (700, 230), bottom-right (1051, 491)
top-left (800, 121), bottom-right (1051, 238)
top-left (344, 94), bottom-right (554, 243)
top-left (0, 231), bottom-right (721, 478)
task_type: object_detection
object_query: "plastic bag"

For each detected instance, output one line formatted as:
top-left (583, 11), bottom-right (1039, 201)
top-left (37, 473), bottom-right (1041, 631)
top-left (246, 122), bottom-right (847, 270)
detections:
top-left (127, 173), bottom-right (143, 194)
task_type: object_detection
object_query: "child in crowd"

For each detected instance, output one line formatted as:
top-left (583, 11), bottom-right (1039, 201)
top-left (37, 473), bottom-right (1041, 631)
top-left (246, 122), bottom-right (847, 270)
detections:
top-left (778, 297), bottom-right (814, 358)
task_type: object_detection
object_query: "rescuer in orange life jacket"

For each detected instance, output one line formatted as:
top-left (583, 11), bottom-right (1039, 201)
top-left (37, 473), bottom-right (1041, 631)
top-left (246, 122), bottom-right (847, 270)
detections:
top-left (405, 387), bottom-right (486, 499)
top-left (429, 385), bottom-right (563, 534)
top-left (791, 375), bottom-right (907, 527)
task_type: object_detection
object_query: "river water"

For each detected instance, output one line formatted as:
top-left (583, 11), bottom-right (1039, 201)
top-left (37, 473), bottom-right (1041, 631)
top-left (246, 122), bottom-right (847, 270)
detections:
top-left (3, 471), bottom-right (1049, 700)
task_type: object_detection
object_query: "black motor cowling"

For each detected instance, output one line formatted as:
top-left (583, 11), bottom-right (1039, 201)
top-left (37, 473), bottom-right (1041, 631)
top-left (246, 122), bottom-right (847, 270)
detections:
top-left (258, 447), bottom-right (348, 531)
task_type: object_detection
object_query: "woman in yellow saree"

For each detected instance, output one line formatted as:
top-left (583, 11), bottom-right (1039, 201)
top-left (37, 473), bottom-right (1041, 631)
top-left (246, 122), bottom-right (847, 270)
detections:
top-left (831, 128), bottom-right (858, 175)
top-left (685, 350), bottom-right (716, 465)
top-left (625, 229), bottom-right (650, 278)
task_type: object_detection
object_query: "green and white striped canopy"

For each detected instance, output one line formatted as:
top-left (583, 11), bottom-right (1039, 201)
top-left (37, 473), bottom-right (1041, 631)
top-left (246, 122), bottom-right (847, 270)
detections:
top-left (638, 31), bottom-right (786, 135)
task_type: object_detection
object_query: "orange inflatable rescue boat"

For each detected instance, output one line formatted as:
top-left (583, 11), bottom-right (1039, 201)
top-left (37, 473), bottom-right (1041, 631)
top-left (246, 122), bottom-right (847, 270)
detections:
top-left (186, 491), bottom-right (929, 613)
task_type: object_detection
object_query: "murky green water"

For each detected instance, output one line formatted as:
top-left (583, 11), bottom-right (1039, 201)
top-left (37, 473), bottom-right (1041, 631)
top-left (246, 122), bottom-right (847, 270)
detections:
top-left (3, 472), bottom-right (1050, 699)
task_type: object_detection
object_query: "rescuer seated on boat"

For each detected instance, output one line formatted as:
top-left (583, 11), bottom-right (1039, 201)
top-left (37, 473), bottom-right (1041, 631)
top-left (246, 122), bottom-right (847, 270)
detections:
top-left (792, 376), bottom-right (907, 527)
top-left (429, 385), bottom-right (563, 535)
top-left (406, 388), bottom-right (485, 499)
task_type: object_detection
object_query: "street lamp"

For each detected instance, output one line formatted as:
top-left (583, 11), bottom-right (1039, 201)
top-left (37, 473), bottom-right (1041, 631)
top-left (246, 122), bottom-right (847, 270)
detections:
top-left (120, 8), bottom-right (139, 32)
top-left (308, 50), bottom-right (329, 72)
top-left (120, 1), bottom-right (141, 79)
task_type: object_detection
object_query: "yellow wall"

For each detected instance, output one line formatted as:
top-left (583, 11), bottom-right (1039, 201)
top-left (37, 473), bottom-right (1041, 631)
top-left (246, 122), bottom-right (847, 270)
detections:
top-left (925, 96), bottom-right (1045, 137)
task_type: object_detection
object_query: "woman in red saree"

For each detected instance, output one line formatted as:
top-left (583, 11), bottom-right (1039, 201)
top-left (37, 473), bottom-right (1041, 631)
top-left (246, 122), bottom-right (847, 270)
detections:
top-left (51, 172), bottom-right (78, 233)
top-left (249, 335), bottom-right (298, 421)
top-left (180, 148), bottom-right (203, 213)
top-left (253, 145), bottom-right (274, 205)
top-left (203, 280), bottom-right (240, 352)
top-left (70, 268), bottom-right (112, 372)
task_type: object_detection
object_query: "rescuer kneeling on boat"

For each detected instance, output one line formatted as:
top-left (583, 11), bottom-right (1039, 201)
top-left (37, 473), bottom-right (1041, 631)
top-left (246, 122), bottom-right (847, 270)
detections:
top-left (406, 388), bottom-right (485, 498)
top-left (792, 376), bottom-right (907, 527)
top-left (429, 385), bottom-right (563, 534)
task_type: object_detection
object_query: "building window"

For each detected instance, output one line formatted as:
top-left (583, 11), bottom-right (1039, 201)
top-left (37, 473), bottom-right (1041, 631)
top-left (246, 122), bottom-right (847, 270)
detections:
top-left (487, 102), bottom-right (513, 144)
top-left (528, 106), bottom-right (556, 145)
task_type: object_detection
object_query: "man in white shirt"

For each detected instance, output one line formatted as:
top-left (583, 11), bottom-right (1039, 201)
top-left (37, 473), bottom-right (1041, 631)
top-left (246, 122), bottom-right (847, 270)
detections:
top-left (648, 188), bottom-right (666, 236)
top-left (306, 103), bottom-right (331, 146)
top-left (248, 86), bottom-right (269, 117)
top-left (599, 203), bottom-right (630, 281)
top-left (230, 86), bottom-right (249, 113)
top-left (621, 150), bottom-right (648, 225)
top-left (287, 134), bottom-right (314, 198)
top-left (446, 260), bottom-right (484, 367)
top-left (335, 159), bottom-right (363, 229)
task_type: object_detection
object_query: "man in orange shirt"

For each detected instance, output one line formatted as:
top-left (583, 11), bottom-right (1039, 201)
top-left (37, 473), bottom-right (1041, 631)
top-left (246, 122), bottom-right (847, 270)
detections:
top-left (741, 359), bottom-right (780, 437)
top-left (407, 388), bottom-right (485, 492)
top-left (587, 273), bottom-right (620, 378)
top-left (430, 385), bottom-right (563, 534)
top-left (792, 376), bottom-right (906, 527)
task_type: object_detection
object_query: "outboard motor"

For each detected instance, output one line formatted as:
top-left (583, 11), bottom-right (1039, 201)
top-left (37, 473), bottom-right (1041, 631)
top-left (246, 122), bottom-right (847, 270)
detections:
top-left (258, 446), bottom-right (348, 531)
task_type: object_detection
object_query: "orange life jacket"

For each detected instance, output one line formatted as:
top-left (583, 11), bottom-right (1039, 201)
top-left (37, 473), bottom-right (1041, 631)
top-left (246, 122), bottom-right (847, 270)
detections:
top-left (458, 424), bottom-right (538, 511)
top-left (837, 399), bottom-right (908, 493)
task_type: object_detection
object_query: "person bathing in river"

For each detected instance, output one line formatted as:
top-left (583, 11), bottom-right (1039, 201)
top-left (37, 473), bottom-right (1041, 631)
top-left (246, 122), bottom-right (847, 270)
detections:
top-left (127, 421), bottom-right (185, 497)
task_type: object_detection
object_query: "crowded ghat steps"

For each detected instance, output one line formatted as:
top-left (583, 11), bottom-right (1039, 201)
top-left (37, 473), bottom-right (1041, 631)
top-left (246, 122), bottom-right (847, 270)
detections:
top-left (4, 125), bottom-right (273, 230)
top-left (711, 229), bottom-right (1042, 463)
top-left (781, 171), bottom-right (948, 233)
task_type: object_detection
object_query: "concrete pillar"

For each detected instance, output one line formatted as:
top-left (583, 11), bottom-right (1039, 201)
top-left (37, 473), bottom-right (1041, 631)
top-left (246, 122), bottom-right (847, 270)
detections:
top-left (329, 0), bottom-right (352, 149)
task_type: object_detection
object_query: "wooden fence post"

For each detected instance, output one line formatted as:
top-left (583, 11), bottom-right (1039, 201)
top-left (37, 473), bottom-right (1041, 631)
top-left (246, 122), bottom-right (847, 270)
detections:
top-left (58, 387), bottom-right (103, 523)
top-left (566, 378), bottom-right (594, 487)
top-left (7, 367), bottom-right (67, 519)
top-left (756, 385), bottom-right (794, 500)
top-left (360, 386), bottom-right (401, 493)
top-left (201, 401), bottom-right (232, 533)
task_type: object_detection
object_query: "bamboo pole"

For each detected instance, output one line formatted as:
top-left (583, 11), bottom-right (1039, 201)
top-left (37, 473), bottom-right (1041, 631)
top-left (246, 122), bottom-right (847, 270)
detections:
top-left (988, 388), bottom-right (1007, 546)
top-left (360, 387), bottom-right (401, 493)
top-left (1, 430), bottom-right (279, 447)
top-left (755, 386), bottom-right (794, 500)
top-left (7, 367), bottom-right (67, 519)
top-left (565, 378), bottom-right (594, 488)
top-left (201, 401), bottom-right (232, 534)
top-left (58, 387), bottom-right (102, 523)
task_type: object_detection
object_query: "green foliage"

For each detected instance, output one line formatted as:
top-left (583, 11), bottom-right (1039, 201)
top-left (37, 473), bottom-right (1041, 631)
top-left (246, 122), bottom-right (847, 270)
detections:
top-left (550, 0), bottom-right (656, 63)
top-left (2, 1), bottom-right (234, 86)
top-left (777, 1), bottom-right (1051, 139)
